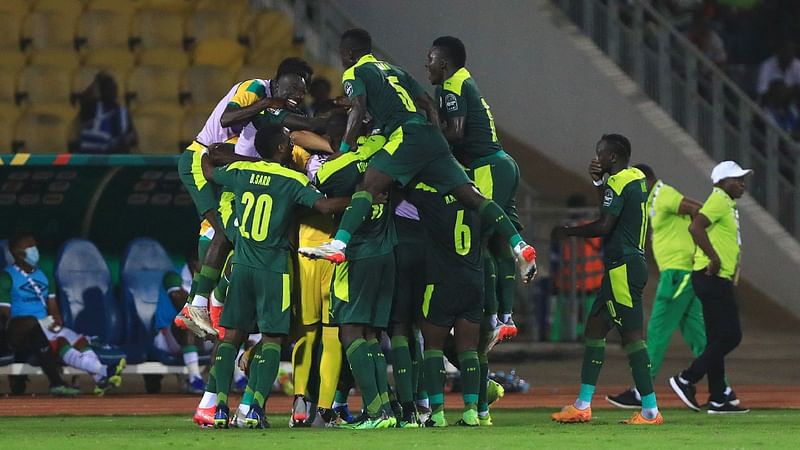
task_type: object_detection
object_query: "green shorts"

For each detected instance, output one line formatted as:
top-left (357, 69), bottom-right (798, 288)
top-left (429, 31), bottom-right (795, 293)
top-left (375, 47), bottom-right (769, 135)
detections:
top-left (330, 252), bottom-right (395, 328)
top-left (421, 272), bottom-right (484, 328)
top-left (468, 150), bottom-right (521, 231)
top-left (390, 217), bottom-right (426, 325)
top-left (178, 146), bottom-right (218, 218)
top-left (369, 123), bottom-right (471, 193)
top-left (590, 255), bottom-right (648, 333)
top-left (222, 264), bottom-right (292, 335)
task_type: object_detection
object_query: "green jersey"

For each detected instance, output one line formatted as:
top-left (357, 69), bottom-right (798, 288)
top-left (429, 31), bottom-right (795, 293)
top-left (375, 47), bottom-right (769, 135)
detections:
top-left (648, 180), bottom-right (694, 271)
top-left (342, 53), bottom-right (427, 135)
top-left (315, 144), bottom-right (396, 260)
top-left (693, 187), bottom-right (740, 280)
top-left (436, 67), bottom-right (501, 160)
top-left (407, 182), bottom-right (482, 282)
top-left (600, 167), bottom-right (648, 264)
top-left (213, 160), bottom-right (324, 272)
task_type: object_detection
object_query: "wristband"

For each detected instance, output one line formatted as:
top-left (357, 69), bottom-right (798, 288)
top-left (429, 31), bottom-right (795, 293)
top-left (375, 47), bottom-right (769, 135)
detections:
top-left (339, 141), bottom-right (351, 153)
top-left (592, 178), bottom-right (604, 187)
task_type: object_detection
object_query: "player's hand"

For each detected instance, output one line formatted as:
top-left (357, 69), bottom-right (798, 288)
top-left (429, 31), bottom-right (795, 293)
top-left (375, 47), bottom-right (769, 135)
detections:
top-left (262, 97), bottom-right (291, 110)
top-left (50, 315), bottom-right (63, 331)
top-left (705, 255), bottom-right (721, 276)
top-left (238, 346), bottom-right (255, 373)
top-left (332, 96), bottom-right (352, 108)
top-left (373, 191), bottom-right (389, 204)
top-left (589, 158), bottom-right (603, 182)
top-left (207, 142), bottom-right (230, 166)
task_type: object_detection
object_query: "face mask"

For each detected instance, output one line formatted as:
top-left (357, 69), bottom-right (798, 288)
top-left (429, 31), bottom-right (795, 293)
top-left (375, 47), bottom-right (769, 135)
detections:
top-left (23, 246), bottom-right (39, 267)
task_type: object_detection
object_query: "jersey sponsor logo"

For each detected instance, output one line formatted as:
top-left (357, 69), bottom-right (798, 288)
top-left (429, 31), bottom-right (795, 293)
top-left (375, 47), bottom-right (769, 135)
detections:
top-left (445, 93), bottom-right (458, 112)
top-left (249, 173), bottom-right (272, 186)
top-left (344, 81), bottom-right (354, 97)
top-left (603, 189), bottom-right (614, 207)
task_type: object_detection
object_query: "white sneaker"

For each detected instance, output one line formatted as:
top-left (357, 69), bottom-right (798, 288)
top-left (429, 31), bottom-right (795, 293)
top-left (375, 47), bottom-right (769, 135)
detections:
top-left (186, 305), bottom-right (218, 337)
top-left (298, 242), bottom-right (346, 263)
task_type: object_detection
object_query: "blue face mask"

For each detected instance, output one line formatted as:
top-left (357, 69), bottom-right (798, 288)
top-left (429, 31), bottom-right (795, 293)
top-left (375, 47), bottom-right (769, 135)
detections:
top-left (23, 246), bottom-right (40, 267)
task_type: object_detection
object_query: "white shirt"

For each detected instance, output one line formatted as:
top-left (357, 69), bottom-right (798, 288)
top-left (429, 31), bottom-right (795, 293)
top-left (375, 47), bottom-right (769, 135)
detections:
top-left (196, 79), bottom-right (270, 147)
top-left (234, 80), bottom-right (273, 157)
top-left (757, 56), bottom-right (800, 95)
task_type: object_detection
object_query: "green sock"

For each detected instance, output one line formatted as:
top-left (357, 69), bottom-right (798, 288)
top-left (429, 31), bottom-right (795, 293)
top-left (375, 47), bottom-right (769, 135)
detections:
top-left (188, 271), bottom-right (201, 300)
top-left (580, 338), bottom-right (605, 387)
top-left (242, 352), bottom-right (261, 407)
top-left (483, 254), bottom-right (498, 315)
top-left (196, 265), bottom-right (222, 298)
top-left (213, 271), bottom-right (230, 303)
top-left (457, 351), bottom-right (480, 411)
top-left (494, 252), bottom-right (516, 316)
top-left (191, 238), bottom-right (211, 299)
top-left (334, 389), bottom-right (349, 404)
top-left (254, 342), bottom-right (282, 408)
top-left (478, 199), bottom-right (523, 248)
top-left (214, 342), bottom-right (238, 406)
top-left (345, 338), bottom-right (382, 417)
top-left (206, 365), bottom-right (217, 393)
top-left (423, 349), bottom-right (446, 414)
top-left (477, 352), bottom-right (489, 413)
top-left (368, 338), bottom-right (391, 415)
top-left (626, 340), bottom-right (655, 398)
top-left (333, 191), bottom-right (373, 244)
top-left (391, 336), bottom-right (414, 404)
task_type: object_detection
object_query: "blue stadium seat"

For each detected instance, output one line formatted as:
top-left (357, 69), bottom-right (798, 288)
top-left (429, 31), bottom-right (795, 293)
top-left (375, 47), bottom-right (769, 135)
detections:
top-left (0, 239), bottom-right (12, 266)
top-left (54, 239), bottom-right (126, 363)
top-left (120, 238), bottom-right (208, 366)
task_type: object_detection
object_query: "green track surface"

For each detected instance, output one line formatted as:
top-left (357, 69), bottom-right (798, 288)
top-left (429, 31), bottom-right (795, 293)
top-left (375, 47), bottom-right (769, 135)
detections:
top-left (1, 409), bottom-right (797, 449)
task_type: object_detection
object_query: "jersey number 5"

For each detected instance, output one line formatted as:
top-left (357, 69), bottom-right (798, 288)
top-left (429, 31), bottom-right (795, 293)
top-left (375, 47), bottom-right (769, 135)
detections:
top-left (386, 76), bottom-right (417, 112)
top-left (240, 192), bottom-right (274, 242)
top-left (454, 210), bottom-right (472, 256)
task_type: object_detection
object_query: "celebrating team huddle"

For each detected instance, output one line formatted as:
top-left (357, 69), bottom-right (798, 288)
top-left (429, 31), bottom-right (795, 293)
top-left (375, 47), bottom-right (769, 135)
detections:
top-left (170, 25), bottom-right (746, 431)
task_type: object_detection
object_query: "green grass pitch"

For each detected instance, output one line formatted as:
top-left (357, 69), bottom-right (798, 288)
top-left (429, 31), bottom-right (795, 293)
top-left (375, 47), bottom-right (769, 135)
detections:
top-left (1, 409), bottom-right (796, 449)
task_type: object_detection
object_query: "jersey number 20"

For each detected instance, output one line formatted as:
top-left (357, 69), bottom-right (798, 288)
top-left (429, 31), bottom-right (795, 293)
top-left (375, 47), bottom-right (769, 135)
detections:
top-left (240, 192), bottom-right (274, 242)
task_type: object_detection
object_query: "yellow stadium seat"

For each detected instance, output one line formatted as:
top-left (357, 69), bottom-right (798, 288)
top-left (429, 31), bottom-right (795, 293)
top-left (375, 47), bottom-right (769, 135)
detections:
top-left (0, 51), bottom-right (28, 70)
top-left (17, 65), bottom-right (76, 113)
top-left (185, 65), bottom-right (236, 106)
top-left (0, 68), bottom-right (20, 104)
top-left (29, 51), bottom-right (81, 69)
top-left (237, 64), bottom-right (274, 84)
top-left (76, 9), bottom-right (135, 50)
top-left (83, 48), bottom-right (137, 72)
top-left (22, 5), bottom-right (81, 51)
top-left (138, 47), bottom-right (190, 69)
top-left (195, 0), bottom-right (248, 15)
top-left (133, 110), bottom-right (183, 154)
top-left (247, 10), bottom-right (293, 52)
top-left (138, 0), bottom-right (196, 13)
top-left (192, 39), bottom-right (246, 69)
top-left (32, 0), bottom-right (83, 13)
top-left (126, 65), bottom-right (184, 110)
top-left (85, 0), bottom-right (138, 13)
top-left (180, 108), bottom-right (208, 145)
top-left (245, 44), bottom-right (304, 70)
top-left (185, 10), bottom-right (245, 44)
top-left (0, 1), bottom-right (29, 51)
top-left (72, 65), bottom-right (128, 102)
top-left (131, 10), bottom-right (186, 49)
top-left (0, 107), bottom-right (22, 153)
top-left (14, 110), bottom-right (77, 154)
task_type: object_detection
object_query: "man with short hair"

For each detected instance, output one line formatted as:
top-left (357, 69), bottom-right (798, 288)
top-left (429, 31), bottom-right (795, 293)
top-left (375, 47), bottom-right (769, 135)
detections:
top-left (669, 161), bottom-right (751, 414)
top-left (551, 134), bottom-right (663, 425)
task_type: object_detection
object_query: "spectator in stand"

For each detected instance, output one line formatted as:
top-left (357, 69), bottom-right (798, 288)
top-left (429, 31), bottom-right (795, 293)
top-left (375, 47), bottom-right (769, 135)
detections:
top-left (763, 80), bottom-right (800, 139)
top-left (306, 77), bottom-right (334, 117)
top-left (687, 13), bottom-right (727, 66)
top-left (76, 72), bottom-right (135, 154)
top-left (756, 41), bottom-right (800, 103)
top-left (0, 233), bottom-right (125, 395)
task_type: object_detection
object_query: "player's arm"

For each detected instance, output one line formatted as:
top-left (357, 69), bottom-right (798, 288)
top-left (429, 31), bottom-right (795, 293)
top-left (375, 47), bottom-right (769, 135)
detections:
top-left (677, 197), bottom-right (702, 217)
top-left (46, 276), bottom-right (63, 329)
top-left (220, 97), bottom-right (290, 128)
top-left (205, 143), bottom-right (259, 168)
top-left (556, 212), bottom-right (619, 239)
top-left (441, 115), bottom-right (465, 144)
top-left (282, 113), bottom-right (329, 135)
top-left (689, 212), bottom-right (720, 275)
top-left (312, 197), bottom-right (351, 215)
top-left (342, 94), bottom-right (367, 150)
top-left (291, 131), bottom-right (333, 153)
top-left (416, 91), bottom-right (441, 129)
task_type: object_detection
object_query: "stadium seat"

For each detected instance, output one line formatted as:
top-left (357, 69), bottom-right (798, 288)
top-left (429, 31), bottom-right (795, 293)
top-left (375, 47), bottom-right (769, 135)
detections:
top-left (120, 237), bottom-right (203, 365)
top-left (133, 110), bottom-right (183, 154)
top-left (131, 10), bottom-right (186, 50)
top-left (138, 0), bottom-right (196, 14)
top-left (83, 48), bottom-right (137, 74)
top-left (0, 50), bottom-right (27, 70)
top-left (55, 238), bottom-right (126, 362)
top-left (195, 0), bottom-right (248, 15)
top-left (0, 0), bottom-right (29, 51)
top-left (85, 0), bottom-right (139, 14)
top-left (76, 8), bottom-right (135, 51)
top-left (185, 65), bottom-right (237, 106)
top-left (246, 43), bottom-right (304, 70)
top-left (21, 1), bottom-right (82, 52)
top-left (0, 107), bottom-right (21, 153)
top-left (0, 68), bottom-right (20, 105)
top-left (16, 64), bottom-right (76, 117)
top-left (138, 47), bottom-right (190, 69)
top-left (13, 110), bottom-right (76, 154)
top-left (237, 64), bottom-right (274, 83)
top-left (180, 108), bottom-right (210, 147)
top-left (28, 51), bottom-right (81, 70)
top-left (72, 65), bottom-right (128, 103)
top-left (185, 9), bottom-right (245, 44)
top-left (246, 10), bottom-right (294, 53)
top-left (126, 65), bottom-right (185, 111)
top-left (192, 38), bottom-right (246, 69)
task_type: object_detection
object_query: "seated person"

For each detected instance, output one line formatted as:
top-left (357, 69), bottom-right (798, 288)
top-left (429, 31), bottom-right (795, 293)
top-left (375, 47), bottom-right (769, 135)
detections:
top-left (76, 72), bottom-right (135, 154)
top-left (0, 233), bottom-right (125, 395)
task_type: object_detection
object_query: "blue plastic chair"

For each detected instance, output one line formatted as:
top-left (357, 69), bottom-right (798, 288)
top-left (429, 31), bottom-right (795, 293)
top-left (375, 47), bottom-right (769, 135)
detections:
top-left (54, 239), bottom-right (126, 363)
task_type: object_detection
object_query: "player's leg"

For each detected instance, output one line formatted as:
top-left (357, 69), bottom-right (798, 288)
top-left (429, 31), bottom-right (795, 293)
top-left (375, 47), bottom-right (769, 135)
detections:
top-left (453, 318), bottom-right (481, 427)
top-left (311, 260), bottom-right (340, 427)
top-left (232, 341), bottom-right (260, 427)
top-left (366, 254), bottom-right (396, 425)
top-left (291, 256), bottom-right (325, 426)
top-left (678, 286), bottom-right (708, 359)
top-left (419, 319), bottom-right (450, 427)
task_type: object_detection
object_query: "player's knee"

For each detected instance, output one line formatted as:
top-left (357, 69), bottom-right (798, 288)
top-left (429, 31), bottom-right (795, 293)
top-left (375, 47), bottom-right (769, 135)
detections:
top-left (620, 330), bottom-right (644, 347)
